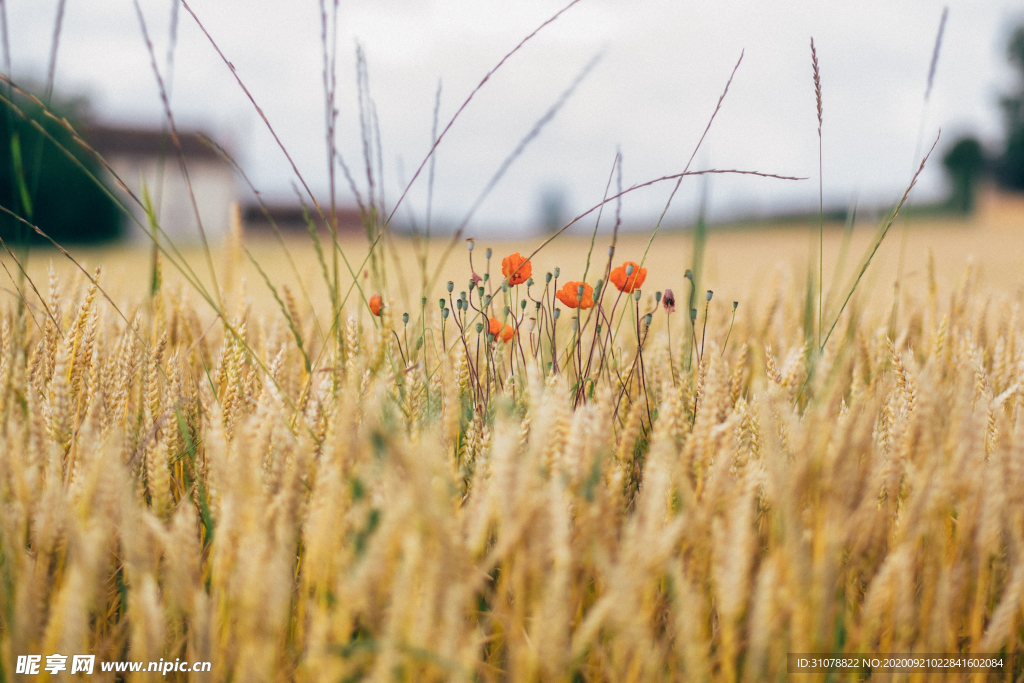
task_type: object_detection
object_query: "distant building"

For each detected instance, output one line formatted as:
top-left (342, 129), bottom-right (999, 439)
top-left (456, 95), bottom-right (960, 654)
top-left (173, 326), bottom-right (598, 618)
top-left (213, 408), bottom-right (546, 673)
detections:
top-left (242, 203), bottom-right (366, 235)
top-left (82, 124), bottom-right (236, 243)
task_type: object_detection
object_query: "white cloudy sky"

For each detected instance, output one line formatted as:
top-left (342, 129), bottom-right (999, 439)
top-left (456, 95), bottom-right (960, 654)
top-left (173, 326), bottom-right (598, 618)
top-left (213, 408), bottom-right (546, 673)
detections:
top-left (4, 0), bottom-right (1023, 234)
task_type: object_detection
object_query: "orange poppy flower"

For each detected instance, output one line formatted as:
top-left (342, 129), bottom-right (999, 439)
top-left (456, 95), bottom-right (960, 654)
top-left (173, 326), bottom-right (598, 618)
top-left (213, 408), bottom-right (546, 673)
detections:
top-left (488, 317), bottom-right (516, 342)
top-left (501, 252), bottom-right (532, 286)
top-left (609, 261), bottom-right (647, 293)
top-left (555, 281), bottom-right (595, 309)
top-left (369, 294), bottom-right (383, 316)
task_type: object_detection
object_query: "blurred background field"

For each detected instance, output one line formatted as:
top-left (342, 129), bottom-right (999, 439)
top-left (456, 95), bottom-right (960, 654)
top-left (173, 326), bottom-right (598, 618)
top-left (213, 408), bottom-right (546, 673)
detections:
top-left (20, 187), bottom-right (1024, 326)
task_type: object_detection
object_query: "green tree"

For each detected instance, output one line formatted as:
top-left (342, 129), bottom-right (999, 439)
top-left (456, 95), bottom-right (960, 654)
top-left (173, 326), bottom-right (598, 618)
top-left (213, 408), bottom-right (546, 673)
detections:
top-left (0, 87), bottom-right (120, 245)
top-left (943, 136), bottom-right (985, 213)
top-left (997, 25), bottom-right (1024, 190)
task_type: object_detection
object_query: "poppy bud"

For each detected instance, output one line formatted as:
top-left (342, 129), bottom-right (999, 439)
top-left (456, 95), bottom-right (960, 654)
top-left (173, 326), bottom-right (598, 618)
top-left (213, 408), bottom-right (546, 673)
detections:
top-left (633, 290), bottom-right (642, 301)
top-left (475, 323), bottom-right (484, 333)
top-left (442, 308), bottom-right (450, 319)
top-left (655, 291), bottom-right (662, 304)
top-left (733, 301), bottom-right (739, 310)
top-left (645, 313), bottom-right (652, 326)
top-left (402, 313), bottom-right (409, 324)
top-left (486, 247), bottom-right (492, 259)
top-left (484, 295), bottom-right (492, 306)
top-left (553, 267), bottom-right (560, 278)
top-left (520, 299), bottom-right (527, 310)
top-left (545, 272), bottom-right (553, 284)
top-left (608, 246), bottom-right (615, 257)
top-left (553, 308), bottom-right (561, 320)
top-left (685, 269), bottom-right (693, 281)
top-left (478, 286), bottom-right (485, 298)
top-left (527, 277), bottom-right (534, 287)
top-left (467, 240), bottom-right (475, 252)
top-left (446, 281), bottom-right (454, 293)
top-left (626, 263), bottom-right (634, 276)
top-left (706, 290), bottom-right (713, 302)
top-left (439, 299), bottom-right (446, 309)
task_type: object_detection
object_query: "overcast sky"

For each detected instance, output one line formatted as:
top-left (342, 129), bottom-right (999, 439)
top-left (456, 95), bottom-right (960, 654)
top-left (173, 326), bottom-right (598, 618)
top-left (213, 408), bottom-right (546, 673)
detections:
top-left (5, 0), bottom-right (1023, 234)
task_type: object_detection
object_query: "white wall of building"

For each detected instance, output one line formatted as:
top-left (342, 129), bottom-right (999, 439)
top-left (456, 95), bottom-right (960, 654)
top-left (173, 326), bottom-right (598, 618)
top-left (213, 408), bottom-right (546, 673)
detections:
top-left (105, 154), bottom-right (236, 245)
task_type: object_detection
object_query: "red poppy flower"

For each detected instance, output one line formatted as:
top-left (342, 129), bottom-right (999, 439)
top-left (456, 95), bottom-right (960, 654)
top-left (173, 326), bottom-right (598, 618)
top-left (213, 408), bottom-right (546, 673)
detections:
top-left (555, 281), bottom-right (595, 310)
top-left (369, 294), bottom-right (383, 316)
top-left (610, 261), bottom-right (647, 293)
top-left (501, 252), bottom-right (532, 286)
top-left (488, 317), bottom-right (516, 342)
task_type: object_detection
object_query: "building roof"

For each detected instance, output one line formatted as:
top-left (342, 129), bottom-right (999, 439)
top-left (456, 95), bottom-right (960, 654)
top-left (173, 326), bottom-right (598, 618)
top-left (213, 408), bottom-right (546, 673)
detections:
top-left (80, 124), bottom-right (226, 162)
top-left (243, 203), bottom-right (366, 233)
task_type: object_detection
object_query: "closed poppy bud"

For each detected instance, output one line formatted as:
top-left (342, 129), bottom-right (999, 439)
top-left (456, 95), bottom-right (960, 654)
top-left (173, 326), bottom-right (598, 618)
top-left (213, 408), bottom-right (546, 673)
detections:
top-left (486, 247), bottom-right (492, 259)
top-left (446, 281), bottom-right (454, 292)
top-left (706, 290), bottom-right (713, 302)
top-left (369, 294), bottom-right (383, 316)
top-left (439, 298), bottom-right (446, 309)
top-left (442, 308), bottom-right (450, 319)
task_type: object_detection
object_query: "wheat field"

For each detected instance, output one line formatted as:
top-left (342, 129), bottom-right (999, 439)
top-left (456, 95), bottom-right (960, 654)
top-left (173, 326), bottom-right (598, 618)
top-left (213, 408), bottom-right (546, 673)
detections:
top-left (1, 207), bottom-right (1023, 681)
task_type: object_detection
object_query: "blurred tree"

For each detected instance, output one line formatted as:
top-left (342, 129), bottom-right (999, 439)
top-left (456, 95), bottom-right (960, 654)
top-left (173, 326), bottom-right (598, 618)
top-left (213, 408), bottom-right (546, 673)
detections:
top-left (997, 25), bottom-right (1024, 190)
top-left (0, 86), bottom-right (120, 245)
top-left (942, 136), bottom-right (986, 214)
top-left (539, 186), bottom-right (566, 234)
